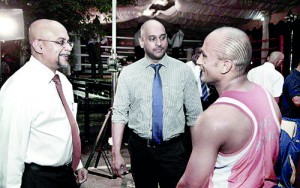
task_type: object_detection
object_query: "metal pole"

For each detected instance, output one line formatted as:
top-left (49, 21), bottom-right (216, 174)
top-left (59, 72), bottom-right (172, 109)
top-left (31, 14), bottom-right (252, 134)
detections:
top-left (289, 28), bottom-right (294, 72)
top-left (83, 0), bottom-right (119, 179)
top-left (109, 0), bottom-right (118, 102)
top-left (0, 41), bottom-right (2, 85)
top-left (112, 0), bottom-right (117, 56)
top-left (261, 12), bottom-right (269, 64)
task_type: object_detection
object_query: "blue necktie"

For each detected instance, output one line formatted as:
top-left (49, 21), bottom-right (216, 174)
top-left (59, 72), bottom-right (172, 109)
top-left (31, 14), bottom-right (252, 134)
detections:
top-left (151, 64), bottom-right (163, 144)
top-left (200, 71), bottom-right (208, 101)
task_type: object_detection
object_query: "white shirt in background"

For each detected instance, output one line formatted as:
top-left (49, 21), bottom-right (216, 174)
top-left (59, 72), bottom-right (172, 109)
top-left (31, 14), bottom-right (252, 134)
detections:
top-left (247, 62), bottom-right (284, 97)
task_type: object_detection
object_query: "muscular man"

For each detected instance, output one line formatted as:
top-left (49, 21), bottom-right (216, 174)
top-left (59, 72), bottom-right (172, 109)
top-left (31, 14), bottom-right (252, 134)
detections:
top-left (177, 27), bottom-right (281, 188)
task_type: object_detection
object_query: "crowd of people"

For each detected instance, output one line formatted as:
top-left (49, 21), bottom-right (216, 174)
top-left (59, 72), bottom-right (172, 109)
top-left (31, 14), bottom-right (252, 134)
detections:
top-left (0, 18), bottom-right (299, 188)
top-left (112, 20), bottom-right (300, 188)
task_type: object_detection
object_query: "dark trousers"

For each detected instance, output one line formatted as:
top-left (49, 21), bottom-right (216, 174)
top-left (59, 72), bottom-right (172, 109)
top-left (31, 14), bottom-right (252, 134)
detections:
top-left (21, 163), bottom-right (78, 188)
top-left (128, 134), bottom-right (188, 188)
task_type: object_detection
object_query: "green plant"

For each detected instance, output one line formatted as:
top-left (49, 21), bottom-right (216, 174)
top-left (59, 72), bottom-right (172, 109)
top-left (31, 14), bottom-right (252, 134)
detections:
top-left (0, 0), bottom-right (135, 67)
top-left (1, 0), bottom-right (135, 38)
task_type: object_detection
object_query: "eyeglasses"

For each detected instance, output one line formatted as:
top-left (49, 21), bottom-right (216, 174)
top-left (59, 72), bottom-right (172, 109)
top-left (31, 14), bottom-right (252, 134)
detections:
top-left (38, 39), bottom-right (74, 48)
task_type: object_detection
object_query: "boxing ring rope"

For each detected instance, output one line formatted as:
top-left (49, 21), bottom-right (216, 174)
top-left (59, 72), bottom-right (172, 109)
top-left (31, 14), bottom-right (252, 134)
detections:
top-left (250, 35), bottom-right (284, 73)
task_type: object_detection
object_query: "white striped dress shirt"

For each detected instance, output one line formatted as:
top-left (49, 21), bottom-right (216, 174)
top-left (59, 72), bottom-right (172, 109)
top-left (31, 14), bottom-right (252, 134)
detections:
top-left (112, 55), bottom-right (202, 140)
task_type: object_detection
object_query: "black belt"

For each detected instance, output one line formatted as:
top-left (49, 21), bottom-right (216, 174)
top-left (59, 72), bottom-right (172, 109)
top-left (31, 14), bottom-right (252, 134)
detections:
top-left (25, 163), bottom-right (72, 173)
top-left (131, 132), bottom-right (184, 148)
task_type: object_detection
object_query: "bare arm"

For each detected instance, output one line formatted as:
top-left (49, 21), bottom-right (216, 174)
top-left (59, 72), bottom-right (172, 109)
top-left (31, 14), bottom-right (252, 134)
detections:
top-left (177, 105), bottom-right (252, 188)
top-left (177, 109), bottom-right (225, 187)
top-left (111, 122), bottom-right (128, 178)
top-left (292, 96), bottom-right (300, 107)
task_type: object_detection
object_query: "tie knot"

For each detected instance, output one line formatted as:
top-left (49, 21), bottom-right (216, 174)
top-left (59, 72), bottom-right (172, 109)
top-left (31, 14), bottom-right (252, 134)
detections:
top-left (52, 74), bottom-right (61, 84)
top-left (150, 64), bottom-right (162, 72)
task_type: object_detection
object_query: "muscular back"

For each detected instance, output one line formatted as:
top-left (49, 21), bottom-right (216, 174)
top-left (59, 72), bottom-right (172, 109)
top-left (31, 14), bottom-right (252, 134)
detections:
top-left (207, 84), bottom-right (280, 187)
top-left (207, 104), bottom-right (253, 155)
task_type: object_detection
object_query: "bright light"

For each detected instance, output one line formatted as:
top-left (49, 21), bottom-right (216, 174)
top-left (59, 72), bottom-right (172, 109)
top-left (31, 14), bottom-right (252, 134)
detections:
top-left (252, 12), bottom-right (266, 21)
top-left (153, 0), bottom-right (168, 6)
top-left (142, 8), bottom-right (155, 16)
top-left (0, 9), bottom-right (24, 41)
top-left (0, 17), bottom-right (17, 37)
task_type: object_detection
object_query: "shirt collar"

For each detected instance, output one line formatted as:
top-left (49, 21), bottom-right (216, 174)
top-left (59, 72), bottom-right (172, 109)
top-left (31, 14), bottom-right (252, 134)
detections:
top-left (29, 56), bottom-right (57, 83)
top-left (141, 54), bottom-right (169, 68)
top-left (263, 62), bottom-right (275, 69)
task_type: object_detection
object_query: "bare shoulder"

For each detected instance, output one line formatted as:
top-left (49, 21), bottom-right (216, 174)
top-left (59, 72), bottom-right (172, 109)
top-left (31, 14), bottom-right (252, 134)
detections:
top-left (194, 103), bottom-right (252, 154)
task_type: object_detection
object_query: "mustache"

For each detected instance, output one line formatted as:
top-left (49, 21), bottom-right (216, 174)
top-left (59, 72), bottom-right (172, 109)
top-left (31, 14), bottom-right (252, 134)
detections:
top-left (154, 47), bottom-right (164, 51)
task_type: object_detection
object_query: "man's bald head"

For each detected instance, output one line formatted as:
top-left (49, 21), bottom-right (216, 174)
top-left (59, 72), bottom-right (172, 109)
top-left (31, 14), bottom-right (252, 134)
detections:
top-left (138, 19), bottom-right (168, 62)
top-left (206, 27), bottom-right (252, 76)
top-left (140, 19), bottom-right (166, 38)
top-left (268, 51), bottom-right (284, 67)
top-left (28, 19), bottom-right (72, 73)
top-left (29, 19), bottom-right (67, 45)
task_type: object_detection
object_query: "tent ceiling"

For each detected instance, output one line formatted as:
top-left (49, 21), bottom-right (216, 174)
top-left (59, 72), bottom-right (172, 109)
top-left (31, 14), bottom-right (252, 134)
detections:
top-left (96, 0), bottom-right (300, 38)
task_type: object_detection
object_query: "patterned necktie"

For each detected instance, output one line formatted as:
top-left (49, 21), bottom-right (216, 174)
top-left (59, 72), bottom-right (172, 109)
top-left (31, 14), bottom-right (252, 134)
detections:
top-left (150, 64), bottom-right (163, 144)
top-left (52, 74), bottom-right (81, 171)
top-left (200, 71), bottom-right (208, 101)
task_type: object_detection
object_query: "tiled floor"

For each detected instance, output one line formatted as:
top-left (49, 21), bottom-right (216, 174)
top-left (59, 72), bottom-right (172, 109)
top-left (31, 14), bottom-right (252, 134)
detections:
top-left (77, 111), bottom-right (134, 188)
top-left (75, 79), bottom-right (136, 187)
top-left (80, 144), bottom-right (135, 188)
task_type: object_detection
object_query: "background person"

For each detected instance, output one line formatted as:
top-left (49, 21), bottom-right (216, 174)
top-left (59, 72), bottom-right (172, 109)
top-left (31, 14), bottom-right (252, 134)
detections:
top-left (275, 60), bottom-right (300, 188)
top-left (134, 28), bottom-right (145, 61)
top-left (87, 33), bottom-right (104, 78)
top-left (186, 45), bottom-right (218, 110)
top-left (111, 19), bottom-right (202, 188)
top-left (168, 24), bottom-right (184, 60)
top-left (247, 51), bottom-right (284, 103)
top-left (0, 19), bottom-right (87, 188)
top-left (177, 27), bottom-right (281, 188)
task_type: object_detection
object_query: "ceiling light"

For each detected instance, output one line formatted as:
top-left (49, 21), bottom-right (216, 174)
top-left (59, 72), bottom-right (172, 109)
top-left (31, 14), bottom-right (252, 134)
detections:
top-left (0, 9), bottom-right (24, 41)
top-left (285, 11), bottom-right (297, 23)
top-left (142, 8), bottom-right (155, 16)
top-left (153, 0), bottom-right (168, 6)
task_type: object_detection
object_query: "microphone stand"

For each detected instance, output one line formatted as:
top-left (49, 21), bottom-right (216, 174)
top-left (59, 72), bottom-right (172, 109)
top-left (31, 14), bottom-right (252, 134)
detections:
top-left (84, 51), bottom-right (119, 179)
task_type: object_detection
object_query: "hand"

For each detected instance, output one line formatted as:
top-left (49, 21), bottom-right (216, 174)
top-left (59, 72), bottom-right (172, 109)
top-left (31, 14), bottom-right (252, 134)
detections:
top-left (76, 167), bottom-right (88, 184)
top-left (112, 151), bottom-right (128, 178)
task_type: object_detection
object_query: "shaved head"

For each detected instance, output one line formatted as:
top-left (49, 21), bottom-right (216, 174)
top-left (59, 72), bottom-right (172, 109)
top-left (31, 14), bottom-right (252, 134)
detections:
top-left (140, 19), bottom-right (166, 38)
top-left (28, 19), bottom-right (72, 73)
top-left (139, 19), bottom-right (168, 62)
top-left (268, 51), bottom-right (284, 67)
top-left (206, 27), bottom-right (252, 76)
top-left (29, 19), bottom-right (67, 45)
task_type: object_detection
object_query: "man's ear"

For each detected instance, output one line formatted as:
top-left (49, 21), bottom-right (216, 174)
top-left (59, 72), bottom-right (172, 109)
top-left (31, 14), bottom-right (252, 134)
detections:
top-left (32, 40), bottom-right (43, 54)
top-left (139, 38), bottom-right (144, 49)
top-left (220, 60), bottom-right (232, 74)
